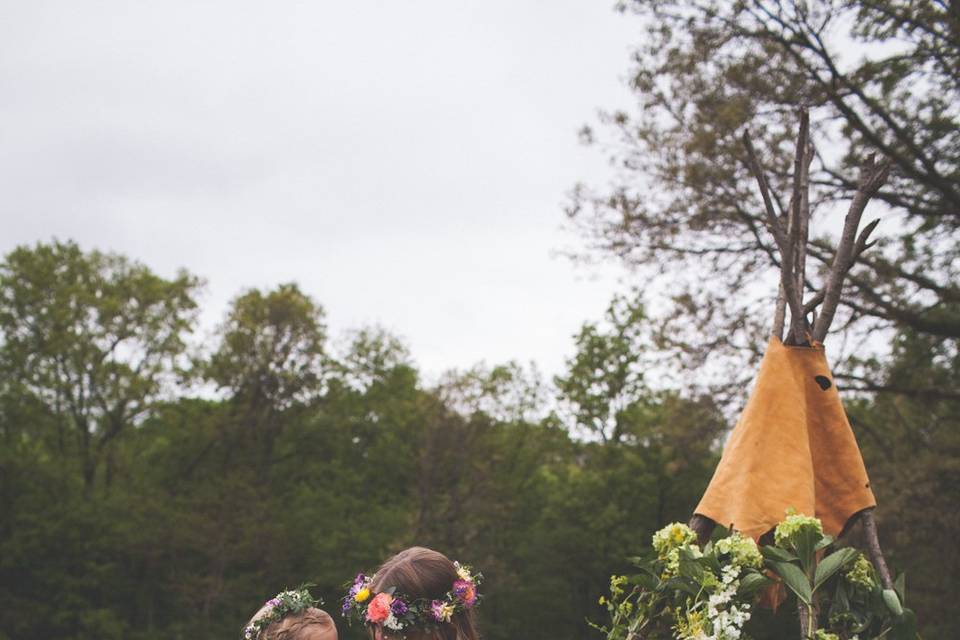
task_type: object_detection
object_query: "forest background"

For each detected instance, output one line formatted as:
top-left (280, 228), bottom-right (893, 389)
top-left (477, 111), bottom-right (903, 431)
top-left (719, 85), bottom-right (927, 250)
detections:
top-left (1, 2), bottom-right (957, 639)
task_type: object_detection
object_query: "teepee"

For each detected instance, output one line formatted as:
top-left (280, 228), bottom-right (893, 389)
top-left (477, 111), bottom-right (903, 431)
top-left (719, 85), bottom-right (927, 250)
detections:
top-left (686, 110), bottom-right (895, 633)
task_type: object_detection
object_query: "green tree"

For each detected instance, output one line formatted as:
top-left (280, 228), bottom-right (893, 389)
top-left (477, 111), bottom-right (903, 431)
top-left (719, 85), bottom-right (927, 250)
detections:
top-left (206, 283), bottom-right (327, 479)
top-left (845, 328), bottom-right (960, 637)
top-left (0, 240), bottom-right (200, 491)
top-left (555, 295), bottom-right (648, 443)
top-left (329, 326), bottom-right (412, 392)
top-left (437, 361), bottom-right (549, 424)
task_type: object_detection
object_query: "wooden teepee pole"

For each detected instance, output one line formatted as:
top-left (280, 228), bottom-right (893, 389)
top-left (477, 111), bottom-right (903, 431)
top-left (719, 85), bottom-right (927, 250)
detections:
top-left (860, 508), bottom-right (895, 589)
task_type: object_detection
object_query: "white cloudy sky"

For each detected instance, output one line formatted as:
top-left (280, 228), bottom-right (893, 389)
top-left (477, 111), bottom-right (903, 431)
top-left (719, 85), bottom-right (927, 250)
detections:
top-left (0, 1), bottom-right (639, 379)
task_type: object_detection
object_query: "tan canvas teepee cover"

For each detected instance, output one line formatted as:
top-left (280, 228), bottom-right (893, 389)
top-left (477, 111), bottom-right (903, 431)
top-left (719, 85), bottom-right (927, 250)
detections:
top-left (694, 337), bottom-right (876, 540)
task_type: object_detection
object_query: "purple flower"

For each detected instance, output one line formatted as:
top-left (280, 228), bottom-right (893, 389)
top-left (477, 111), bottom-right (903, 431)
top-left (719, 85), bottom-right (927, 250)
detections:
top-left (390, 598), bottom-right (408, 617)
top-left (266, 598), bottom-right (281, 608)
top-left (342, 599), bottom-right (353, 614)
top-left (348, 574), bottom-right (367, 598)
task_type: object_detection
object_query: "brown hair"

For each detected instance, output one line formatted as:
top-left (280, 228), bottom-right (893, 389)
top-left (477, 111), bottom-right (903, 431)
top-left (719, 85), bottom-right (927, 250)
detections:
top-left (369, 547), bottom-right (480, 640)
top-left (242, 606), bottom-right (337, 640)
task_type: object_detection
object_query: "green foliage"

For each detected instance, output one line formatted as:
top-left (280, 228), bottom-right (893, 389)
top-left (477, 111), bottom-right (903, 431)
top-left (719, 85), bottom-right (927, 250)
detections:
top-left (555, 295), bottom-right (647, 443)
top-left (207, 282), bottom-right (327, 408)
top-left (0, 237), bottom-right (945, 640)
top-left (594, 524), bottom-right (767, 639)
top-left (0, 239), bottom-right (200, 491)
top-left (0, 242), bottom-right (724, 640)
top-left (597, 517), bottom-right (919, 639)
top-left (844, 326), bottom-right (960, 637)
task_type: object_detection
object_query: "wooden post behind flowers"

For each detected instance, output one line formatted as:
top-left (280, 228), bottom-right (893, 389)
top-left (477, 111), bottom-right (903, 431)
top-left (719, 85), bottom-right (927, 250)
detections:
top-left (686, 109), bottom-right (894, 636)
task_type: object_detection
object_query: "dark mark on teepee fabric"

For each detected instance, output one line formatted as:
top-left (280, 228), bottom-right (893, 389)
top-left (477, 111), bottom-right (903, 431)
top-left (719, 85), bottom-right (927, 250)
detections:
top-left (814, 375), bottom-right (832, 390)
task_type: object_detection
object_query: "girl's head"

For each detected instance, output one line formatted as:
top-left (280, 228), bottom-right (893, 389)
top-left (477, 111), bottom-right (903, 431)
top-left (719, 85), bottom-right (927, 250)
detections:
top-left (242, 591), bottom-right (337, 640)
top-left (366, 547), bottom-right (480, 640)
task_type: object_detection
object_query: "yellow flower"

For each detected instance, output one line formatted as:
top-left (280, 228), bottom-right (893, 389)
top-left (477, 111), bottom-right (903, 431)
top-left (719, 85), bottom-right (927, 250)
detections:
top-left (355, 588), bottom-right (370, 603)
top-left (437, 603), bottom-right (456, 622)
top-left (598, 596), bottom-right (606, 605)
top-left (455, 562), bottom-right (472, 582)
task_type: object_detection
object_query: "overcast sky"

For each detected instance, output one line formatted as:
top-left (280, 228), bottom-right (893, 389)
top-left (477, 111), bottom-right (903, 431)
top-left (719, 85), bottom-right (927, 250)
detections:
top-left (1, 1), bottom-right (639, 379)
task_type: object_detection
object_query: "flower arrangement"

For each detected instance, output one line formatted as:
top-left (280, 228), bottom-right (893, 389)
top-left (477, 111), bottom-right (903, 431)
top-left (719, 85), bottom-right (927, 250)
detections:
top-left (243, 587), bottom-right (321, 640)
top-left (593, 513), bottom-right (917, 640)
top-left (342, 561), bottom-right (482, 636)
top-left (594, 523), bottom-right (768, 640)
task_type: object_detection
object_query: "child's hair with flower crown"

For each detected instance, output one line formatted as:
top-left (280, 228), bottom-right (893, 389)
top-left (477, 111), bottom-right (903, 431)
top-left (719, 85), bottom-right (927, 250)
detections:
top-left (345, 547), bottom-right (481, 640)
top-left (241, 588), bottom-right (337, 640)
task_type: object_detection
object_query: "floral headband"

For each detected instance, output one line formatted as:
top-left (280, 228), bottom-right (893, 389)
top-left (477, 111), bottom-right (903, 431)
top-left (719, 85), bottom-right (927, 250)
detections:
top-left (243, 587), bottom-right (322, 640)
top-left (341, 561), bottom-right (482, 635)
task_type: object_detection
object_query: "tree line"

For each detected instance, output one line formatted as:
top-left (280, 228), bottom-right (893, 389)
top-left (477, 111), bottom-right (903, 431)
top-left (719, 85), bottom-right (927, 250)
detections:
top-left (0, 241), bottom-right (724, 639)
top-left (0, 239), bottom-right (954, 639)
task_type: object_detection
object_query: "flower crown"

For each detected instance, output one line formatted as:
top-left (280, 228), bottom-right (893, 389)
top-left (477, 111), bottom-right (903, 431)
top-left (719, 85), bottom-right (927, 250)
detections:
top-left (243, 586), bottom-right (322, 640)
top-left (341, 561), bottom-right (482, 635)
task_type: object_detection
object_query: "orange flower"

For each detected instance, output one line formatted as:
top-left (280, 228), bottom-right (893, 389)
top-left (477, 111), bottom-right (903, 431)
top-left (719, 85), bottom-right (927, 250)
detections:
top-left (366, 592), bottom-right (393, 624)
top-left (453, 580), bottom-right (477, 607)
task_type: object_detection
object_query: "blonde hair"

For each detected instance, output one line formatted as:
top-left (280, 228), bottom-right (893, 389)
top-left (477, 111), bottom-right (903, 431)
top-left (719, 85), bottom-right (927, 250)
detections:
top-left (242, 605), bottom-right (337, 640)
top-left (369, 547), bottom-right (481, 640)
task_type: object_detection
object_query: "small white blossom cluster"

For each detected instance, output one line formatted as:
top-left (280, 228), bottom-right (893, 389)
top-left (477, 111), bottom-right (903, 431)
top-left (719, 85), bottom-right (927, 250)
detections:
top-left (383, 614), bottom-right (403, 631)
top-left (677, 565), bottom-right (752, 640)
top-left (706, 565), bottom-right (752, 639)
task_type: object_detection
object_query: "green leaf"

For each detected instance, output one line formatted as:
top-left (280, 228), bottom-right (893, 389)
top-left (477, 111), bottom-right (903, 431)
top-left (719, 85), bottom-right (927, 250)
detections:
top-left (813, 547), bottom-right (858, 591)
top-left (883, 588), bottom-right (903, 617)
top-left (761, 545), bottom-right (798, 563)
top-left (772, 561), bottom-right (813, 605)
top-left (814, 534), bottom-right (835, 551)
top-left (793, 525), bottom-right (824, 573)
top-left (894, 572), bottom-right (906, 604)
top-left (889, 608), bottom-right (917, 640)
top-left (701, 550), bottom-right (721, 575)
top-left (677, 547), bottom-right (705, 582)
top-left (828, 579), bottom-right (851, 619)
top-left (737, 571), bottom-right (771, 597)
top-left (665, 576), bottom-right (700, 597)
top-left (633, 573), bottom-right (658, 590)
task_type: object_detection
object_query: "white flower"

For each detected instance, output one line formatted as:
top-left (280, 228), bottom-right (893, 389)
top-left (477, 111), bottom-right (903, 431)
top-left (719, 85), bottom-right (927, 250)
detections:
top-left (384, 613), bottom-right (402, 631)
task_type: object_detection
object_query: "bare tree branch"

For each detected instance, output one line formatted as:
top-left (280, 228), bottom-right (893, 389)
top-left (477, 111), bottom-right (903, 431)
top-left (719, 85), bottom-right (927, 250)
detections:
top-left (812, 157), bottom-right (892, 342)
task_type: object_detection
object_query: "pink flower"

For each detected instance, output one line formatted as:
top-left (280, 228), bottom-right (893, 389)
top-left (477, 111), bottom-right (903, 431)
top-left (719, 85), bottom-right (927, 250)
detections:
top-left (453, 580), bottom-right (477, 607)
top-left (366, 592), bottom-right (393, 624)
